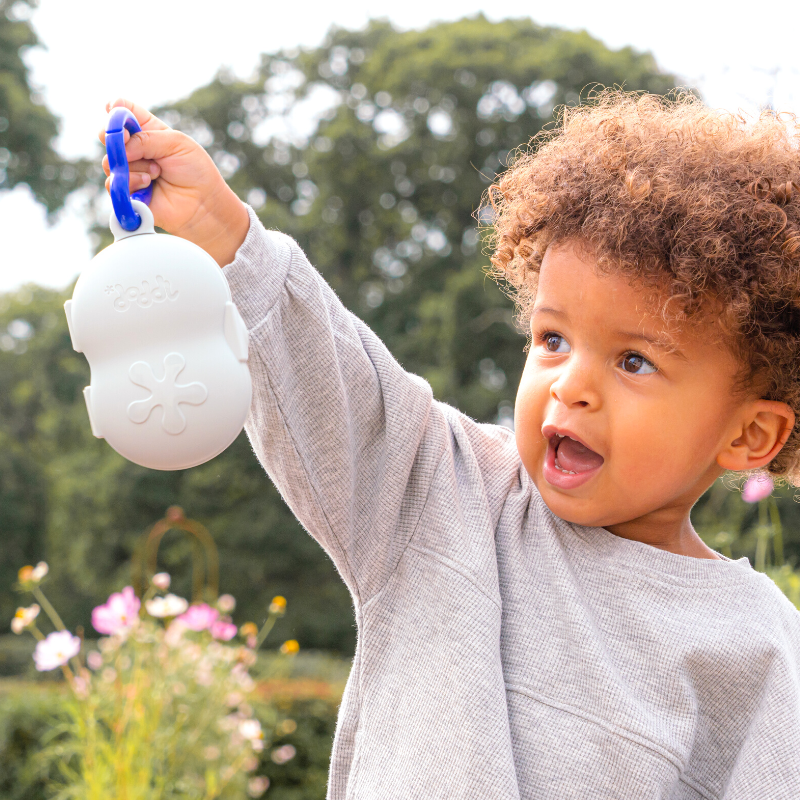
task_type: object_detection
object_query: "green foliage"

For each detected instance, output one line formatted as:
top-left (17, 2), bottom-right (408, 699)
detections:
top-left (7, 564), bottom-right (300, 799)
top-left (0, 0), bottom-right (88, 212)
top-left (0, 683), bottom-right (65, 799)
top-left (5, 17), bottom-right (689, 653)
top-left (767, 564), bottom-right (800, 609)
top-left (0, 286), bottom-right (84, 631)
top-left (42, 625), bottom-right (276, 800)
top-left (694, 478), bottom-right (800, 566)
top-left (259, 697), bottom-right (336, 800)
top-left (0, 664), bottom-right (344, 800)
top-left (694, 478), bottom-right (800, 607)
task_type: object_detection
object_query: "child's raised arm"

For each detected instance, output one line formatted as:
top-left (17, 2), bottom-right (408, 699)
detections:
top-left (98, 99), bottom-right (249, 267)
top-left (235, 206), bottom-right (451, 603)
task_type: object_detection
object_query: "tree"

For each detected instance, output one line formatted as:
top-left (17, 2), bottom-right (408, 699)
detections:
top-left (5, 16), bottom-right (704, 653)
top-left (0, 0), bottom-right (86, 212)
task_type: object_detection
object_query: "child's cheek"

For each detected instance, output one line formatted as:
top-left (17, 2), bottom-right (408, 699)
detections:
top-left (514, 380), bottom-right (547, 477)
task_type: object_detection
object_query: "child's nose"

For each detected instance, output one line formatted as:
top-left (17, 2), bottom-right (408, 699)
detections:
top-left (549, 360), bottom-right (602, 409)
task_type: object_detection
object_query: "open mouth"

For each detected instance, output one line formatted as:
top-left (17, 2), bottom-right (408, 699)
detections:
top-left (543, 433), bottom-right (604, 489)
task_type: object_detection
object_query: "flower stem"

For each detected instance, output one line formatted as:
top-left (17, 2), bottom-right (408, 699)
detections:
top-left (255, 615), bottom-right (277, 650)
top-left (32, 586), bottom-right (67, 632)
top-left (769, 496), bottom-right (784, 567)
top-left (28, 624), bottom-right (45, 641)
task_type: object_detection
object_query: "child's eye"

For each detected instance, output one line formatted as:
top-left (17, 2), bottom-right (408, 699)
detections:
top-left (620, 353), bottom-right (657, 375)
top-left (541, 333), bottom-right (570, 354)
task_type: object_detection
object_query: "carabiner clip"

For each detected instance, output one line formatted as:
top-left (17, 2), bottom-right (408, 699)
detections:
top-left (106, 107), bottom-right (154, 232)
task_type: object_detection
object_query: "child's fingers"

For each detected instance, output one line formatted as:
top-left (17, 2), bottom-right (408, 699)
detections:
top-left (120, 158), bottom-right (161, 178)
top-left (104, 171), bottom-right (151, 194)
top-left (98, 98), bottom-right (171, 145)
top-left (101, 128), bottom-right (190, 178)
top-left (129, 172), bottom-right (152, 191)
top-left (105, 98), bottom-right (171, 131)
top-left (123, 128), bottom-right (196, 166)
top-left (101, 156), bottom-right (159, 179)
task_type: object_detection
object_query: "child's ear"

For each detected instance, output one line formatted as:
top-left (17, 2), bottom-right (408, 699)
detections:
top-left (717, 400), bottom-right (796, 472)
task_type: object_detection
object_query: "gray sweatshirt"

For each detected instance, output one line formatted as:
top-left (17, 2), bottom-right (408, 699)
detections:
top-left (224, 206), bottom-right (800, 800)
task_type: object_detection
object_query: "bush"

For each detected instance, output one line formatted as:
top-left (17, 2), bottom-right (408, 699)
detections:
top-left (0, 682), bottom-right (69, 800)
top-left (0, 661), bottom-right (344, 800)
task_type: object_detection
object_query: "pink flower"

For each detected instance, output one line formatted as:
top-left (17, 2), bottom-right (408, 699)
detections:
top-left (164, 619), bottom-right (187, 648)
top-left (72, 675), bottom-right (90, 699)
top-left (34, 630), bottom-right (81, 671)
top-left (92, 587), bottom-right (140, 635)
top-left (270, 744), bottom-right (296, 764)
top-left (217, 594), bottom-right (236, 613)
top-left (151, 572), bottom-right (171, 591)
top-left (742, 474), bottom-right (774, 503)
top-left (87, 651), bottom-right (103, 670)
top-left (247, 776), bottom-right (270, 798)
top-left (177, 603), bottom-right (218, 631)
top-left (210, 619), bottom-right (238, 641)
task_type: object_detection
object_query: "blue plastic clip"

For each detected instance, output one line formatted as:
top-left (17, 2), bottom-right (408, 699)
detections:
top-left (106, 107), bottom-right (154, 232)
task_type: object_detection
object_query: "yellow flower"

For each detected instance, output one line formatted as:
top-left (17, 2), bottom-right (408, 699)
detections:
top-left (280, 639), bottom-right (299, 655)
top-left (17, 562), bottom-right (47, 586)
top-left (240, 622), bottom-right (258, 637)
top-left (11, 604), bottom-right (40, 634)
top-left (17, 566), bottom-right (34, 583)
top-left (269, 596), bottom-right (287, 615)
top-left (278, 718), bottom-right (297, 735)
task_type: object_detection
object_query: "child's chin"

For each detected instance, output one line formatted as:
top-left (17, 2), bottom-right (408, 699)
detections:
top-left (534, 481), bottom-right (615, 528)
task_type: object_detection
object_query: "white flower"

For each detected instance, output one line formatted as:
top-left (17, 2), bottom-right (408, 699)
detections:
top-left (239, 719), bottom-right (264, 742)
top-left (217, 593), bottom-right (236, 613)
top-left (11, 604), bottom-right (40, 634)
top-left (151, 572), bottom-right (171, 591)
top-left (33, 630), bottom-right (81, 671)
top-left (31, 562), bottom-right (49, 581)
top-left (145, 593), bottom-right (188, 618)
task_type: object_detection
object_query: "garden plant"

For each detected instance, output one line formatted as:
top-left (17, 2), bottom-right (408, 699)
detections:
top-left (10, 561), bottom-right (297, 799)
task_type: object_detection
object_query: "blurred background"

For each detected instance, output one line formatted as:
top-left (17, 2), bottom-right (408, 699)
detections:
top-left (2, 0), bottom-right (800, 796)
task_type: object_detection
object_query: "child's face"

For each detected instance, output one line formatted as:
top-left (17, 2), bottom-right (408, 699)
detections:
top-left (515, 240), bottom-right (746, 532)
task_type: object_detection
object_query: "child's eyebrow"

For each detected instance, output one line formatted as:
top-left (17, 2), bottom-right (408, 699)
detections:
top-left (532, 306), bottom-right (686, 359)
top-left (613, 329), bottom-right (687, 359)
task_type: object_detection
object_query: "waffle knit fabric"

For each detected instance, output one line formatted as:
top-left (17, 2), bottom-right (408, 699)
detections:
top-left (224, 205), bottom-right (800, 800)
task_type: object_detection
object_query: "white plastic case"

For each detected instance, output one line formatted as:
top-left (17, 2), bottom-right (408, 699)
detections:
top-left (64, 200), bottom-right (252, 470)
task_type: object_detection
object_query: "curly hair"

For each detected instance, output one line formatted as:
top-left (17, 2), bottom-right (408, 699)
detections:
top-left (486, 89), bottom-right (800, 482)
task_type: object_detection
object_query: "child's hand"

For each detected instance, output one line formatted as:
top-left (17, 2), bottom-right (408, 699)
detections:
top-left (99, 98), bottom-right (250, 267)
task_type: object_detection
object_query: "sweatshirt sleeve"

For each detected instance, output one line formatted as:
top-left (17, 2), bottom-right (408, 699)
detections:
top-left (223, 206), bottom-right (445, 607)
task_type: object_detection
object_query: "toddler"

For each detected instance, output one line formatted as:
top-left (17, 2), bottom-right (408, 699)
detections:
top-left (100, 91), bottom-right (800, 799)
